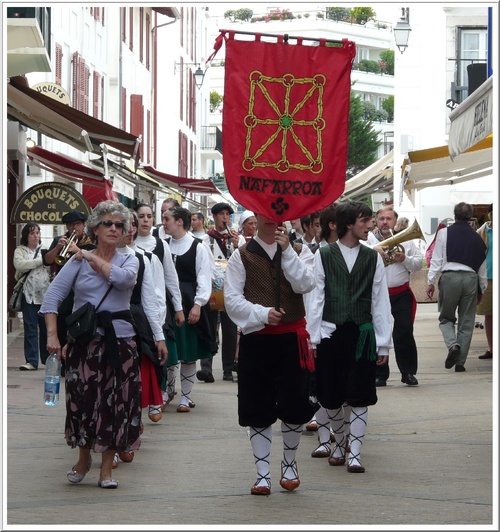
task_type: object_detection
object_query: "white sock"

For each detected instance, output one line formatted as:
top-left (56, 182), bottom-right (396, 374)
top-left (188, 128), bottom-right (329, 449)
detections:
top-left (327, 406), bottom-right (346, 459)
top-left (315, 407), bottom-right (331, 451)
top-left (348, 406), bottom-right (368, 468)
top-left (167, 364), bottom-right (178, 398)
top-left (179, 362), bottom-right (196, 407)
top-left (249, 426), bottom-right (272, 487)
top-left (281, 421), bottom-right (302, 480)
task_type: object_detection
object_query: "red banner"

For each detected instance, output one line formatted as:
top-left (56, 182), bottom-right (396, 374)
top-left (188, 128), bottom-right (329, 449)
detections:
top-left (219, 31), bottom-right (356, 222)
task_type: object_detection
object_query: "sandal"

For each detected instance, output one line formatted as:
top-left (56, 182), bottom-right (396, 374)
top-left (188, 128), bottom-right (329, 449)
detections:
top-left (148, 405), bottom-right (163, 422)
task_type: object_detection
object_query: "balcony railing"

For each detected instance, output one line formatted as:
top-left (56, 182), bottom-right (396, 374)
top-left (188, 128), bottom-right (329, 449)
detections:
top-left (200, 126), bottom-right (222, 154)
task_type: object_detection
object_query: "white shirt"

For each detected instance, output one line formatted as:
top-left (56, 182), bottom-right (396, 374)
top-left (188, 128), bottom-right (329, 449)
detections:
top-left (366, 232), bottom-right (423, 288)
top-left (168, 232), bottom-right (213, 307)
top-left (135, 233), bottom-right (183, 312)
top-left (224, 235), bottom-right (316, 335)
top-left (306, 241), bottom-right (393, 356)
top-left (117, 245), bottom-right (165, 341)
top-left (428, 227), bottom-right (487, 291)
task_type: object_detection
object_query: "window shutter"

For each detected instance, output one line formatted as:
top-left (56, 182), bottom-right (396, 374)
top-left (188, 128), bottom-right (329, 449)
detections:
top-left (81, 61), bottom-right (89, 113)
top-left (101, 76), bottom-right (104, 120)
top-left (179, 58), bottom-right (184, 121)
top-left (55, 43), bottom-right (63, 86)
top-left (93, 71), bottom-right (100, 118)
top-left (146, 109), bottom-right (151, 164)
top-left (129, 7), bottom-right (133, 51)
top-left (145, 13), bottom-right (150, 70)
top-left (121, 87), bottom-right (127, 131)
top-left (139, 8), bottom-right (144, 63)
top-left (130, 94), bottom-right (143, 138)
top-left (190, 139), bottom-right (194, 178)
top-left (178, 131), bottom-right (188, 178)
top-left (121, 8), bottom-right (126, 42)
top-left (72, 51), bottom-right (80, 109)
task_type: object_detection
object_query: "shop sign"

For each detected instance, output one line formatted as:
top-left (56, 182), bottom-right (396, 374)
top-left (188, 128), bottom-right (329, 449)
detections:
top-left (31, 82), bottom-right (71, 105)
top-left (10, 182), bottom-right (91, 224)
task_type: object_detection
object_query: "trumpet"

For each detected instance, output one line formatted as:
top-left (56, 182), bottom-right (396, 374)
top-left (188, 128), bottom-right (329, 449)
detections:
top-left (377, 219), bottom-right (425, 266)
top-left (55, 230), bottom-right (77, 265)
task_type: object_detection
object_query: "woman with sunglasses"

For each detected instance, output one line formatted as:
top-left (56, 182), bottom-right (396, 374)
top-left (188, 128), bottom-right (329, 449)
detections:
top-left (40, 200), bottom-right (140, 490)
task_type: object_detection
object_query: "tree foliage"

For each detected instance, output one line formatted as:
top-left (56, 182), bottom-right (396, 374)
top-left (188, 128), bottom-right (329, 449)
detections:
top-left (346, 92), bottom-right (381, 178)
top-left (325, 7), bottom-right (350, 22)
top-left (210, 91), bottom-right (223, 113)
top-left (382, 95), bottom-right (394, 122)
top-left (379, 50), bottom-right (394, 76)
top-left (224, 8), bottom-right (253, 22)
top-left (349, 7), bottom-right (376, 25)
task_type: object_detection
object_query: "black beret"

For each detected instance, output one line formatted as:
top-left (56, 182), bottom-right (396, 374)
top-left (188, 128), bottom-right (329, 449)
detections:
top-left (211, 202), bottom-right (234, 216)
top-left (62, 210), bottom-right (88, 223)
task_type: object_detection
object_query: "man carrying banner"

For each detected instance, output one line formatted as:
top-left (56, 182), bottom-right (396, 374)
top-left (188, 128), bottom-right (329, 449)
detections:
top-left (224, 214), bottom-right (316, 495)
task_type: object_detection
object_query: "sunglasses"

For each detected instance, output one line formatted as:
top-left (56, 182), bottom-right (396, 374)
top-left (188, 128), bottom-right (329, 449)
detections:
top-left (98, 220), bottom-right (125, 229)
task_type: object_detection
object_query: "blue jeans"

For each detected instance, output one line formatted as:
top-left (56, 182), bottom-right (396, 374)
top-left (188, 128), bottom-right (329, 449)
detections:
top-left (21, 294), bottom-right (49, 368)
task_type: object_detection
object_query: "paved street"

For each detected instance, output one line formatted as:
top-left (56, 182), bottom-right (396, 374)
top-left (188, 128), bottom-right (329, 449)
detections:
top-left (4, 303), bottom-right (494, 529)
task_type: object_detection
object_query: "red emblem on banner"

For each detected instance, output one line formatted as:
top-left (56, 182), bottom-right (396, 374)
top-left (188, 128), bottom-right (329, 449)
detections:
top-left (216, 31), bottom-right (356, 222)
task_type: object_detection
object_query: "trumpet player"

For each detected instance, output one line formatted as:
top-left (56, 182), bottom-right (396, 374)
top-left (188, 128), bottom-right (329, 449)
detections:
top-left (367, 206), bottom-right (423, 387)
top-left (42, 210), bottom-right (95, 363)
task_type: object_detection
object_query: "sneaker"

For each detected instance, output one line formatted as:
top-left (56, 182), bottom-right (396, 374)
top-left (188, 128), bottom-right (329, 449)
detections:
top-left (196, 370), bottom-right (215, 383)
top-left (19, 362), bottom-right (37, 371)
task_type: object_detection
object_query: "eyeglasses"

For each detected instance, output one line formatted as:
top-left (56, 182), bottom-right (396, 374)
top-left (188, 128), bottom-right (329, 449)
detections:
top-left (98, 220), bottom-right (125, 229)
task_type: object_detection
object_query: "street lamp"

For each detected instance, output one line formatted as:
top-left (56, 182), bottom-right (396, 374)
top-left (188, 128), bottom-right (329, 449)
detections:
top-left (174, 62), bottom-right (207, 89)
top-left (393, 7), bottom-right (411, 54)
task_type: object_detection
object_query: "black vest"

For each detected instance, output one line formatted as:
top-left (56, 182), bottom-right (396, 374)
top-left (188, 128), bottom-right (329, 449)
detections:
top-left (447, 221), bottom-right (486, 272)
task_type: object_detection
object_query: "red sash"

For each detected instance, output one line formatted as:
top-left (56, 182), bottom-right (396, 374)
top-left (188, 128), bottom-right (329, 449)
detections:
top-left (388, 283), bottom-right (417, 323)
top-left (255, 317), bottom-right (314, 371)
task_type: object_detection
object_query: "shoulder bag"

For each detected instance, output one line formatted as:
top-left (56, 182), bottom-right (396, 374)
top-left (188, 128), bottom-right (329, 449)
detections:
top-left (65, 284), bottom-right (113, 344)
top-left (8, 247), bottom-right (41, 312)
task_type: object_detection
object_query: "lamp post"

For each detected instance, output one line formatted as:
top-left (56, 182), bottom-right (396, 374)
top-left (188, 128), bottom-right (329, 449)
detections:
top-left (393, 7), bottom-right (411, 54)
top-left (174, 62), bottom-right (207, 89)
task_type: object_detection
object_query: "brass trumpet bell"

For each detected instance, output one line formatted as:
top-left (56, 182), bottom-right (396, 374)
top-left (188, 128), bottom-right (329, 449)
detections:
top-left (54, 230), bottom-right (77, 265)
top-left (378, 219), bottom-right (425, 266)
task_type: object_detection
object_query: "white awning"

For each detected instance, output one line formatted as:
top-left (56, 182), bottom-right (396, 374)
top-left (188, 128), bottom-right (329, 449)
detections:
top-left (401, 135), bottom-right (492, 193)
top-left (448, 76), bottom-right (493, 160)
top-left (342, 150), bottom-right (394, 200)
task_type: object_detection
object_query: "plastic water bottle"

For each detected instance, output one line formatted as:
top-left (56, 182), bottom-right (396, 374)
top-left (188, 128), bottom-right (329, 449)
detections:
top-left (44, 353), bottom-right (61, 406)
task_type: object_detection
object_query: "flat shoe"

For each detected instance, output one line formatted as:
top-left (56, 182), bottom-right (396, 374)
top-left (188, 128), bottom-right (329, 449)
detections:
top-left (305, 421), bottom-right (318, 431)
top-left (311, 446), bottom-right (331, 458)
top-left (176, 405), bottom-right (191, 413)
top-left (328, 455), bottom-right (346, 466)
top-left (67, 455), bottom-right (92, 483)
top-left (148, 405), bottom-right (162, 422)
top-left (251, 480), bottom-right (271, 496)
top-left (280, 460), bottom-right (300, 491)
top-left (98, 478), bottom-right (118, 489)
top-left (478, 351), bottom-right (492, 359)
top-left (118, 451), bottom-right (134, 463)
top-left (347, 464), bottom-right (365, 473)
